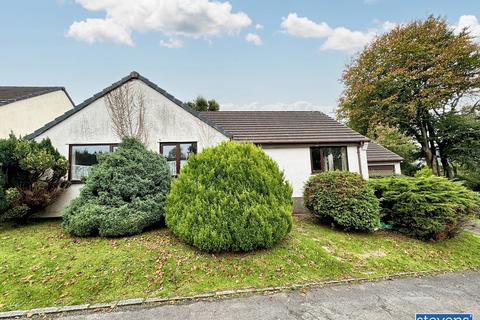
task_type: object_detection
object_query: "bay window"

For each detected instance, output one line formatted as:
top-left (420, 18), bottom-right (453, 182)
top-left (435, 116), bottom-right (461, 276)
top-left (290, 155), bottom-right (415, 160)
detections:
top-left (69, 144), bottom-right (117, 181)
top-left (310, 146), bottom-right (348, 173)
top-left (160, 142), bottom-right (197, 175)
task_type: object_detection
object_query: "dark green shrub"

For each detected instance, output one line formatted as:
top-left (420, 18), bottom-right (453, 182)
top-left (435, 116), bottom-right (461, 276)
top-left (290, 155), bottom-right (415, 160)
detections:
top-left (165, 141), bottom-right (293, 252)
top-left (369, 173), bottom-right (480, 240)
top-left (0, 173), bottom-right (7, 213)
top-left (63, 138), bottom-right (171, 237)
top-left (0, 135), bottom-right (68, 222)
top-left (303, 171), bottom-right (380, 232)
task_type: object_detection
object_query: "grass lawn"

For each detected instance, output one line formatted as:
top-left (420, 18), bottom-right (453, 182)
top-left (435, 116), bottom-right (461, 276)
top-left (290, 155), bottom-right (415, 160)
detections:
top-left (1, 216), bottom-right (480, 312)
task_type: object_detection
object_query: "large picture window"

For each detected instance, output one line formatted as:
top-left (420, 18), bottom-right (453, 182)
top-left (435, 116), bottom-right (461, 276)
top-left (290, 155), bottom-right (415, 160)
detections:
top-left (310, 146), bottom-right (348, 173)
top-left (160, 142), bottom-right (197, 175)
top-left (69, 144), bottom-right (117, 181)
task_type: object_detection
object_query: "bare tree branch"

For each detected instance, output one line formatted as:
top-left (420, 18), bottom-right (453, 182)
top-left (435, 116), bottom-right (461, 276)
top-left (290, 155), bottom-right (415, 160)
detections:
top-left (104, 82), bottom-right (148, 144)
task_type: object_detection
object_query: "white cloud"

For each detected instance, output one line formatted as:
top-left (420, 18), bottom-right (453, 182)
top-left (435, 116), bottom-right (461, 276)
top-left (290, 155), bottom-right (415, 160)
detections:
top-left (280, 13), bottom-right (331, 38)
top-left (67, 0), bottom-right (252, 45)
top-left (221, 101), bottom-right (336, 117)
top-left (245, 33), bottom-right (262, 46)
top-left (160, 38), bottom-right (184, 48)
top-left (68, 18), bottom-right (133, 45)
top-left (280, 13), bottom-right (395, 52)
top-left (381, 21), bottom-right (397, 32)
top-left (452, 15), bottom-right (480, 42)
top-left (255, 24), bottom-right (264, 30)
top-left (321, 27), bottom-right (376, 51)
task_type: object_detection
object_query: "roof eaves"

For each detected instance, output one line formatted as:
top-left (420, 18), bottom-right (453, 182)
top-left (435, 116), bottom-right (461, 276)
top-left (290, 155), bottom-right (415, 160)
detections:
top-left (26, 74), bottom-right (135, 139)
top-left (367, 158), bottom-right (403, 163)
top-left (0, 87), bottom-right (65, 107)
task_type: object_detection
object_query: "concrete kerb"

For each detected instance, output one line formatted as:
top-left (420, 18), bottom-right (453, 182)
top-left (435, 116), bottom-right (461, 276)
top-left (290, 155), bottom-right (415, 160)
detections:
top-left (0, 269), bottom-right (458, 319)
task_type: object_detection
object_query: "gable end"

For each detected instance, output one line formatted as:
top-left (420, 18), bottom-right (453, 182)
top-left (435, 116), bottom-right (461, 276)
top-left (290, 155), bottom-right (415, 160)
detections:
top-left (26, 72), bottom-right (231, 140)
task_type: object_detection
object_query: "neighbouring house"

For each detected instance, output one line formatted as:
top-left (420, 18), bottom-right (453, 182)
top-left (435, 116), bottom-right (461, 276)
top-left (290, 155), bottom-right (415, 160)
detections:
top-left (366, 142), bottom-right (403, 177)
top-left (0, 86), bottom-right (74, 138)
top-left (26, 71), bottom-right (402, 216)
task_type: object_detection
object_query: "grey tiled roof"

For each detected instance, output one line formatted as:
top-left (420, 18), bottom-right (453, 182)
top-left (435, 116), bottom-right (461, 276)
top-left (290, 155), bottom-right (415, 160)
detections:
top-left (0, 86), bottom-right (73, 107)
top-left (201, 111), bottom-right (402, 163)
top-left (27, 72), bottom-right (231, 139)
top-left (200, 111), bottom-right (370, 144)
top-left (366, 142), bottom-right (403, 162)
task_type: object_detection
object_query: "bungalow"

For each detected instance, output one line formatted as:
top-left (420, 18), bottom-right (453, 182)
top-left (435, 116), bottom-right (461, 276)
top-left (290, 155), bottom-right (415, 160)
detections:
top-left (0, 86), bottom-right (74, 138)
top-left (26, 72), bottom-right (402, 216)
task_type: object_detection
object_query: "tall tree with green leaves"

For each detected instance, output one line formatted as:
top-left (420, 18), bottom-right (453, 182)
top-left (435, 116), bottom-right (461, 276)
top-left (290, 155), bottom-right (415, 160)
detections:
top-left (338, 16), bottom-right (480, 177)
top-left (436, 109), bottom-right (480, 188)
top-left (186, 96), bottom-right (220, 112)
top-left (370, 126), bottom-right (419, 175)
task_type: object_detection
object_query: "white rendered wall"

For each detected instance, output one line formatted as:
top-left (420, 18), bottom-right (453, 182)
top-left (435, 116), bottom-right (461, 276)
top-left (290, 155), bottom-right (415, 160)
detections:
top-left (394, 162), bottom-right (401, 174)
top-left (0, 91), bottom-right (73, 138)
top-left (263, 147), bottom-right (312, 198)
top-left (263, 143), bottom-right (366, 198)
top-left (359, 143), bottom-right (369, 180)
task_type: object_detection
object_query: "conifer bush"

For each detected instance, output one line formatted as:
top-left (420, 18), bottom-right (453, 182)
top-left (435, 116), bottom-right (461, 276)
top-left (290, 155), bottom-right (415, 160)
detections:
top-left (303, 171), bottom-right (380, 232)
top-left (370, 172), bottom-right (480, 240)
top-left (165, 141), bottom-right (293, 252)
top-left (0, 135), bottom-right (68, 222)
top-left (63, 138), bottom-right (171, 237)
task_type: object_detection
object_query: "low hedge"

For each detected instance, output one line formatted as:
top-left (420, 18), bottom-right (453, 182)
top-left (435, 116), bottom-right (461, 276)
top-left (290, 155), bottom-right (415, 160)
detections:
top-left (165, 141), bottom-right (293, 253)
top-left (370, 173), bottom-right (480, 240)
top-left (303, 171), bottom-right (380, 232)
top-left (63, 138), bottom-right (171, 237)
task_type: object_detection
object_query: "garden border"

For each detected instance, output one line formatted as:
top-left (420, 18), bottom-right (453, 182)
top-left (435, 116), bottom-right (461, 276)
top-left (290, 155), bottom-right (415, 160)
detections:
top-left (0, 269), bottom-right (471, 319)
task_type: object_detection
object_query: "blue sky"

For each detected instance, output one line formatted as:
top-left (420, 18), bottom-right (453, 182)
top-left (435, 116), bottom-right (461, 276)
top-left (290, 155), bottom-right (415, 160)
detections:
top-left (1, 1), bottom-right (479, 115)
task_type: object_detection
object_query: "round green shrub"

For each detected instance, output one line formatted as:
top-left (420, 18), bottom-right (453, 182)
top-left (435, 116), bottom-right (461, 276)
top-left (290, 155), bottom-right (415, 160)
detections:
top-left (63, 138), bottom-right (171, 237)
top-left (303, 171), bottom-right (380, 232)
top-left (165, 141), bottom-right (293, 253)
top-left (369, 174), bottom-right (480, 240)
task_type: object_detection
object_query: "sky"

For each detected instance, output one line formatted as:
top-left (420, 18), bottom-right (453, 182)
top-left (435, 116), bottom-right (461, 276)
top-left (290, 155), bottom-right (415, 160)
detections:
top-left (1, 1), bottom-right (479, 117)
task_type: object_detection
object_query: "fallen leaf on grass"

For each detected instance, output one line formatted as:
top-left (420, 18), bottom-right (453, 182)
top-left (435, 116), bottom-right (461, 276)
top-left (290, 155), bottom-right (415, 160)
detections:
top-left (21, 275), bottom-right (33, 283)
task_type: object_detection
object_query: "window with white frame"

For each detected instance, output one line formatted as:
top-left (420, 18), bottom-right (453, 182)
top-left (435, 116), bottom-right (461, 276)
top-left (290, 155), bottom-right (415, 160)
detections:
top-left (310, 146), bottom-right (348, 173)
top-left (69, 144), bottom-right (117, 181)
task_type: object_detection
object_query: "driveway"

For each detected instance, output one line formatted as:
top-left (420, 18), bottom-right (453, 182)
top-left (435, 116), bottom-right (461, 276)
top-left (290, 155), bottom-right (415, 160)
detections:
top-left (57, 271), bottom-right (479, 320)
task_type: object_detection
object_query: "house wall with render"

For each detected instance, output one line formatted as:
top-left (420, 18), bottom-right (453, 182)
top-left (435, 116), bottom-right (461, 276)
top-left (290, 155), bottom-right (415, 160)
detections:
top-left (0, 90), bottom-right (73, 138)
top-left (34, 79), bottom-right (229, 217)
top-left (263, 143), bottom-right (369, 213)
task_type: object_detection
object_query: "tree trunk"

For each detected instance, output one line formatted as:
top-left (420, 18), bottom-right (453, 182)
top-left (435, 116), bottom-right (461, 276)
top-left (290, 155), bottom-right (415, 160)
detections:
top-left (426, 121), bottom-right (441, 176)
top-left (437, 142), bottom-right (454, 178)
top-left (418, 121), bottom-right (440, 175)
